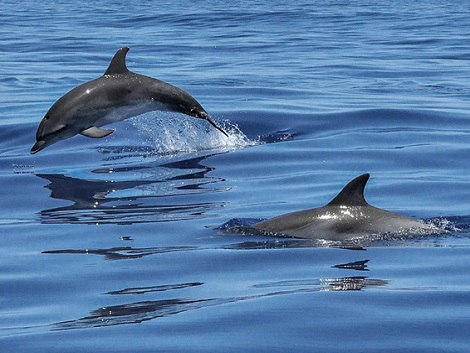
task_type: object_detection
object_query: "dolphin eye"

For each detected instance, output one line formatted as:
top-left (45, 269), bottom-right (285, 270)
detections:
top-left (44, 115), bottom-right (50, 121)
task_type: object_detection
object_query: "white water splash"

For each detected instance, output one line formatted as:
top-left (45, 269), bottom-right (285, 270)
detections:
top-left (129, 113), bottom-right (254, 155)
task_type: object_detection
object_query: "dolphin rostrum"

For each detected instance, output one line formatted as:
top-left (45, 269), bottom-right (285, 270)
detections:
top-left (31, 47), bottom-right (228, 154)
top-left (251, 174), bottom-right (444, 241)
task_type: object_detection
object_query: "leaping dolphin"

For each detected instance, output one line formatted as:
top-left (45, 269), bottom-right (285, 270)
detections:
top-left (31, 47), bottom-right (228, 154)
top-left (251, 174), bottom-right (444, 241)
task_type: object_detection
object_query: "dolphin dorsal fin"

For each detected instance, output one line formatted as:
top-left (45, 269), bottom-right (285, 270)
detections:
top-left (327, 173), bottom-right (370, 206)
top-left (104, 47), bottom-right (130, 75)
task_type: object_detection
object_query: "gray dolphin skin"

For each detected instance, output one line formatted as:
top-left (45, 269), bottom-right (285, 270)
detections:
top-left (252, 173), bottom-right (443, 241)
top-left (31, 47), bottom-right (228, 154)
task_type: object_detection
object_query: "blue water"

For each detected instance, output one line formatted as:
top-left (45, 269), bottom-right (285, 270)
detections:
top-left (1, 1), bottom-right (470, 352)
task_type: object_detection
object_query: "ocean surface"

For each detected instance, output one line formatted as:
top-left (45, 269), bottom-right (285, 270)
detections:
top-left (1, 1), bottom-right (470, 352)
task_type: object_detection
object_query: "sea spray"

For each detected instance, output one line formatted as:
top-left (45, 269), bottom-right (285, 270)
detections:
top-left (130, 112), bottom-right (254, 155)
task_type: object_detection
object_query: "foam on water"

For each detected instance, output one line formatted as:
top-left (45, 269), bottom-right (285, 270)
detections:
top-left (129, 112), bottom-right (254, 155)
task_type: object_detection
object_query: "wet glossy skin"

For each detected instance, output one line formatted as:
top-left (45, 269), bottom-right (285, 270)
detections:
top-left (253, 174), bottom-right (443, 240)
top-left (31, 47), bottom-right (227, 154)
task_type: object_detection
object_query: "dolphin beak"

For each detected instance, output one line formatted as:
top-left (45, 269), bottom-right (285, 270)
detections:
top-left (31, 140), bottom-right (45, 154)
top-left (198, 111), bottom-right (229, 137)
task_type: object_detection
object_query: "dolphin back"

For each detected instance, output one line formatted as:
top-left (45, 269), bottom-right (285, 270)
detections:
top-left (252, 174), bottom-right (443, 241)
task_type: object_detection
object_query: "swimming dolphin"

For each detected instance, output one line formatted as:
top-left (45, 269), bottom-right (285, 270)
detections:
top-left (31, 47), bottom-right (227, 154)
top-left (251, 174), bottom-right (444, 241)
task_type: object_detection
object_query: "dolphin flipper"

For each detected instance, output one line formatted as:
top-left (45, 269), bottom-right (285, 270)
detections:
top-left (80, 126), bottom-right (114, 138)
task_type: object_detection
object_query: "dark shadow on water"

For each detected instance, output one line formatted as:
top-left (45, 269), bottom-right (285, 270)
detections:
top-left (224, 238), bottom-right (369, 251)
top-left (43, 245), bottom-right (199, 260)
top-left (106, 282), bottom-right (204, 295)
top-left (52, 274), bottom-right (388, 330)
top-left (36, 154), bottom-right (226, 225)
top-left (333, 259), bottom-right (370, 271)
top-left (53, 298), bottom-right (219, 330)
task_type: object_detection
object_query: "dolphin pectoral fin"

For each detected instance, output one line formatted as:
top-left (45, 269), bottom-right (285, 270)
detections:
top-left (80, 126), bottom-right (114, 138)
